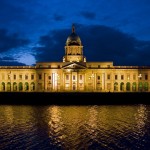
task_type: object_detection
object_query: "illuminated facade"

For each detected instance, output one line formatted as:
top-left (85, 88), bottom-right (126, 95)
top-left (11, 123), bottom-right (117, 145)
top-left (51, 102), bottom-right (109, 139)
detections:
top-left (0, 25), bottom-right (150, 92)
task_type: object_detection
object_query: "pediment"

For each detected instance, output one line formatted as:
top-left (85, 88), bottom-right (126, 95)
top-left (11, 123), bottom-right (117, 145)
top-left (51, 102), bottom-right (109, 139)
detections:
top-left (62, 62), bottom-right (86, 69)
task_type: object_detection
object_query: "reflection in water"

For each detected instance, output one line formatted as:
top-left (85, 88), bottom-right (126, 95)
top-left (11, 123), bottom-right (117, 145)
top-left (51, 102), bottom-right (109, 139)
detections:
top-left (0, 105), bottom-right (150, 149)
top-left (135, 105), bottom-right (147, 137)
top-left (48, 106), bottom-right (64, 148)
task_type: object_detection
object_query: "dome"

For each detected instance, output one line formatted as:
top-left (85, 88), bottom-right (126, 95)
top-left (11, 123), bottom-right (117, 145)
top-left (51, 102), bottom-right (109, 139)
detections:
top-left (66, 25), bottom-right (82, 46)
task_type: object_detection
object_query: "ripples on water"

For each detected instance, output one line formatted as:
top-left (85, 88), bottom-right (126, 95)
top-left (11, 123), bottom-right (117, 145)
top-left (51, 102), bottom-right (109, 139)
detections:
top-left (0, 105), bottom-right (150, 149)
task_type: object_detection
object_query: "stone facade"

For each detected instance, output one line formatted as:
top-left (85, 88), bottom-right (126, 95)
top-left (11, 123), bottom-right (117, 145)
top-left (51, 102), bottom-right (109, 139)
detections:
top-left (0, 25), bottom-right (150, 92)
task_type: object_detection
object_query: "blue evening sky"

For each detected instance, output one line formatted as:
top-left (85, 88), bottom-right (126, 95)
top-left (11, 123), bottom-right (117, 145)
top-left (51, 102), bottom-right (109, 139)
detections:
top-left (0, 0), bottom-right (150, 66)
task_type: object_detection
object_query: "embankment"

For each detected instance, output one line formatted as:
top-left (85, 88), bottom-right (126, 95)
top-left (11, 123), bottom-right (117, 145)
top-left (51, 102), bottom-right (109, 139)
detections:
top-left (0, 92), bottom-right (149, 105)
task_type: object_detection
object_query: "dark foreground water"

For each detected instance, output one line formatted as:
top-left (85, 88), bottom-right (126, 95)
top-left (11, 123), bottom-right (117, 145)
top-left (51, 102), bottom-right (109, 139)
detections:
top-left (0, 105), bottom-right (150, 150)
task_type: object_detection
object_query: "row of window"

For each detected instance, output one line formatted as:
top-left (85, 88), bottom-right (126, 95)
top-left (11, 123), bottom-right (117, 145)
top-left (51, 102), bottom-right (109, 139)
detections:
top-left (101, 74), bottom-right (148, 80)
top-left (0, 74), bottom-right (35, 80)
top-left (38, 65), bottom-right (60, 68)
top-left (1, 82), bottom-right (35, 91)
top-left (66, 75), bottom-right (83, 80)
top-left (88, 65), bottom-right (111, 68)
top-left (113, 82), bottom-right (148, 91)
top-left (38, 74), bottom-right (148, 81)
top-left (1, 73), bottom-right (148, 81)
top-left (38, 74), bottom-right (83, 81)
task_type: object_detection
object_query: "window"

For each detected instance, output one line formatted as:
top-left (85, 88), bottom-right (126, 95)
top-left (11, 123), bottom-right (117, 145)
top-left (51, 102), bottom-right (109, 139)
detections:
top-left (115, 75), bottom-right (117, 80)
top-left (31, 74), bottom-right (34, 80)
top-left (98, 65), bottom-right (101, 68)
top-left (66, 75), bottom-right (69, 80)
top-left (25, 75), bottom-right (28, 80)
top-left (145, 74), bottom-right (148, 80)
top-left (14, 75), bottom-right (16, 80)
top-left (80, 75), bottom-right (82, 80)
top-left (97, 76), bottom-right (100, 80)
top-left (73, 75), bottom-right (75, 80)
top-left (19, 75), bottom-right (22, 80)
top-left (58, 65), bottom-right (60, 68)
top-left (121, 75), bottom-right (124, 80)
top-left (107, 74), bottom-right (110, 80)
top-left (48, 76), bottom-right (51, 80)
top-left (39, 74), bottom-right (42, 80)
top-left (127, 74), bottom-right (130, 80)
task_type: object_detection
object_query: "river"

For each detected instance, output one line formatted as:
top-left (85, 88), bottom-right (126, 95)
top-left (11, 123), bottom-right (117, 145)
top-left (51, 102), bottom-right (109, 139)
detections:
top-left (0, 105), bottom-right (150, 149)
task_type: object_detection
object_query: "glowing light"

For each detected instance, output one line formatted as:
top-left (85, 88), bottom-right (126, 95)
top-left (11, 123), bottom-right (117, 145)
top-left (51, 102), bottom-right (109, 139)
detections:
top-left (138, 74), bottom-right (142, 78)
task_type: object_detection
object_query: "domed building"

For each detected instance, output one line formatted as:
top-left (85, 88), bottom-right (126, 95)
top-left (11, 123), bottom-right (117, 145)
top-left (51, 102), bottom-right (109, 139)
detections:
top-left (0, 25), bottom-right (150, 92)
top-left (63, 24), bottom-right (86, 63)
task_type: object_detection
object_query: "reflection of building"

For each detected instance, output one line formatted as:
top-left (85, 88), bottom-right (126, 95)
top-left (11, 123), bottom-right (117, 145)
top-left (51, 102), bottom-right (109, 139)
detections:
top-left (0, 25), bottom-right (150, 92)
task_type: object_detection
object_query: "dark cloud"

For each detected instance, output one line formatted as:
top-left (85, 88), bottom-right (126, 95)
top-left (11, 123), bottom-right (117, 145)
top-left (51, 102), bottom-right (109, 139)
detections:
top-left (80, 11), bottom-right (96, 20)
top-left (80, 25), bottom-right (150, 66)
top-left (0, 57), bottom-right (26, 66)
top-left (53, 14), bottom-right (64, 21)
top-left (0, 29), bottom-right (30, 52)
top-left (34, 24), bottom-right (150, 66)
top-left (1, 56), bottom-right (15, 61)
top-left (34, 29), bottom-right (68, 62)
top-left (0, 1), bottom-right (27, 24)
top-left (133, 41), bottom-right (150, 65)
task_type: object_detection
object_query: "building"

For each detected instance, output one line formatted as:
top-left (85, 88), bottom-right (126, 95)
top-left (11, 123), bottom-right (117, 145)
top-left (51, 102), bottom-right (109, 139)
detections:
top-left (0, 25), bottom-right (150, 92)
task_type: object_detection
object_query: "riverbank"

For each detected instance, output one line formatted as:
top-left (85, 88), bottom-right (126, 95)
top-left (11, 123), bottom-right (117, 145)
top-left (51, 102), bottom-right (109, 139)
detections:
top-left (0, 92), bottom-right (149, 105)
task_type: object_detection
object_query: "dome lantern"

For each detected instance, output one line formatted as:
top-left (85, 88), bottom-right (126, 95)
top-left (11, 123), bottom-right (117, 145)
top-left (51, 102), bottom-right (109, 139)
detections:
top-left (66, 24), bottom-right (81, 46)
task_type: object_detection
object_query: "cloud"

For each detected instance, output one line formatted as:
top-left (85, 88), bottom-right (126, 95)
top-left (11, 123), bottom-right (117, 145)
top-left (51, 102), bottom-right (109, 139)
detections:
top-left (0, 29), bottom-right (30, 53)
top-left (80, 11), bottom-right (96, 20)
top-left (0, 57), bottom-right (26, 66)
top-left (77, 25), bottom-right (150, 66)
top-left (34, 24), bottom-right (150, 66)
top-left (53, 14), bottom-right (64, 21)
top-left (0, 1), bottom-right (27, 24)
top-left (34, 29), bottom-right (68, 62)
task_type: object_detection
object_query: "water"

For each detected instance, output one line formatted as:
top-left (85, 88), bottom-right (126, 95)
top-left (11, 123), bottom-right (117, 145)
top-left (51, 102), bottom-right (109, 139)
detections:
top-left (0, 105), bottom-right (150, 150)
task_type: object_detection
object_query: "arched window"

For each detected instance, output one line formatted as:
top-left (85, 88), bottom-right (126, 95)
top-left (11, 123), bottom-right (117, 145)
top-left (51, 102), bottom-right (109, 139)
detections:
top-left (144, 82), bottom-right (148, 91)
top-left (7, 82), bottom-right (11, 91)
top-left (1, 82), bottom-right (5, 91)
top-left (132, 82), bottom-right (136, 92)
top-left (13, 82), bottom-right (17, 91)
top-left (120, 82), bottom-right (124, 91)
top-left (25, 82), bottom-right (29, 91)
top-left (19, 82), bottom-right (23, 91)
top-left (30, 82), bottom-right (35, 91)
top-left (114, 82), bottom-right (118, 91)
top-left (126, 82), bottom-right (130, 91)
top-left (138, 82), bottom-right (143, 92)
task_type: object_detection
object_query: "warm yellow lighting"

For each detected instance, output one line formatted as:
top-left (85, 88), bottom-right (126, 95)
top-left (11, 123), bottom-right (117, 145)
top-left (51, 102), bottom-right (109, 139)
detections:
top-left (138, 74), bottom-right (142, 78)
top-left (91, 74), bottom-right (94, 78)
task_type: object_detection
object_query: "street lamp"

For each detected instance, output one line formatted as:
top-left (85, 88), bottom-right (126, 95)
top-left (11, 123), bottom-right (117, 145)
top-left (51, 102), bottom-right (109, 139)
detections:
top-left (138, 73), bottom-right (142, 80)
